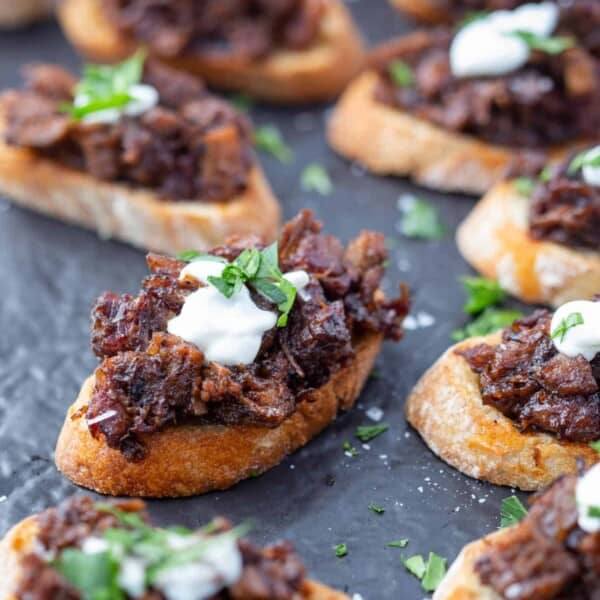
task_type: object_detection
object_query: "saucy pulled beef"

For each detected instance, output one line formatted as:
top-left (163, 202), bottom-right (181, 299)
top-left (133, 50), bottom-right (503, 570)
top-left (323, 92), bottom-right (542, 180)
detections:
top-left (2, 60), bottom-right (253, 201)
top-left (374, 2), bottom-right (600, 147)
top-left (459, 309), bottom-right (600, 442)
top-left (105, 0), bottom-right (323, 60)
top-left (16, 496), bottom-right (306, 600)
top-left (528, 151), bottom-right (600, 250)
top-left (475, 474), bottom-right (600, 599)
top-left (87, 210), bottom-right (410, 460)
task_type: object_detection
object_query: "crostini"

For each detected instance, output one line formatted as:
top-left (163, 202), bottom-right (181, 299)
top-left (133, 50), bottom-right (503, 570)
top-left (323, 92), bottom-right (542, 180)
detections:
top-left (0, 0), bottom-right (52, 29)
top-left (57, 0), bottom-right (365, 104)
top-left (458, 147), bottom-right (600, 307)
top-left (406, 300), bottom-right (600, 490)
top-left (55, 210), bottom-right (410, 497)
top-left (434, 465), bottom-right (600, 599)
top-left (0, 54), bottom-right (280, 255)
top-left (328, 2), bottom-right (600, 194)
top-left (0, 495), bottom-right (348, 600)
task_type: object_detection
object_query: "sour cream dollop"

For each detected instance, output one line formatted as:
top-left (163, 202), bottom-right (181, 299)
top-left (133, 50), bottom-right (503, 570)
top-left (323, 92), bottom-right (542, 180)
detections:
top-left (581, 146), bottom-right (600, 187)
top-left (551, 300), bottom-right (600, 361)
top-left (576, 463), bottom-right (600, 533)
top-left (76, 83), bottom-right (159, 125)
top-left (450, 2), bottom-right (559, 78)
top-left (167, 259), bottom-right (309, 366)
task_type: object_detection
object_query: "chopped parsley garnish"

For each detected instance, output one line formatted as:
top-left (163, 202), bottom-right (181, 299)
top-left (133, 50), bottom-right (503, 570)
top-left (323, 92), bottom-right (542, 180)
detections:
top-left (452, 308), bottom-right (523, 341)
top-left (402, 553), bottom-right (447, 592)
top-left (355, 424), bottom-right (389, 442)
top-left (399, 198), bottom-right (445, 240)
top-left (342, 441), bottom-right (360, 457)
top-left (334, 543), bottom-right (348, 558)
top-left (568, 149), bottom-right (600, 174)
top-left (254, 125), bottom-right (294, 163)
top-left (55, 550), bottom-right (119, 600)
top-left (388, 539), bottom-right (409, 548)
top-left (512, 177), bottom-right (536, 196)
top-left (301, 163), bottom-right (333, 196)
top-left (368, 503), bottom-right (385, 514)
top-left (551, 311), bottom-right (584, 343)
top-left (61, 50), bottom-right (146, 120)
top-left (199, 243), bottom-right (298, 327)
top-left (462, 276), bottom-right (506, 315)
top-left (591, 440), bottom-right (600, 454)
top-left (509, 31), bottom-right (575, 55)
top-left (500, 495), bottom-right (528, 528)
top-left (388, 60), bottom-right (415, 88)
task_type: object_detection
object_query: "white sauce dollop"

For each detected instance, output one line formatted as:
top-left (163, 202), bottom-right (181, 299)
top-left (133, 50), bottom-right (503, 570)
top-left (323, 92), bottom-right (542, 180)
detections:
top-left (450, 2), bottom-right (559, 78)
top-left (581, 146), bottom-right (600, 187)
top-left (76, 83), bottom-right (159, 125)
top-left (167, 259), bottom-right (309, 366)
top-left (576, 463), bottom-right (600, 533)
top-left (118, 557), bottom-right (147, 598)
top-left (551, 300), bottom-right (600, 361)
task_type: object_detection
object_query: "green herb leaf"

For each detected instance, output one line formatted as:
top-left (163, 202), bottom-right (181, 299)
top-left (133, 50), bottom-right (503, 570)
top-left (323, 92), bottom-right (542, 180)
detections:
top-left (334, 543), bottom-right (348, 558)
top-left (355, 424), bottom-right (389, 442)
top-left (451, 308), bottom-right (523, 341)
top-left (400, 199), bottom-right (445, 240)
top-left (254, 125), bottom-right (293, 163)
top-left (512, 177), bottom-right (536, 196)
top-left (551, 311), bottom-right (584, 343)
top-left (539, 166), bottom-right (553, 183)
top-left (301, 163), bottom-right (333, 196)
top-left (421, 553), bottom-right (447, 592)
top-left (95, 503), bottom-right (150, 531)
top-left (176, 250), bottom-right (226, 263)
top-left (388, 539), bottom-right (409, 548)
top-left (462, 276), bottom-right (505, 315)
top-left (388, 60), bottom-right (415, 88)
top-left (509, 30), bottom-right (575, 55)
top-left (568, 149), bottom-right (600, 174)
top-left (500, 495), bottom-right (528, 528)
top-left (402, 555), bottom-right (426, 579)
top-left (342, 441), bottom-right (360, 457)
top-left (252, 278), bottom-right (288, 305)
top-left (368, 503), bottom-right (385, 514)
top-left (590, 440), bottom-right (600, 454)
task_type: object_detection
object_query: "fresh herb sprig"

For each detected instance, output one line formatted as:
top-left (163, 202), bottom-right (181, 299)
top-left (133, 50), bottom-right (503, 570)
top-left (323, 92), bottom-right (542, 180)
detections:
top-left (551, 311), bottom-right (584, 343)
top-left (509, 31), bottom-right (575, 55)
top-left (402, 552), bottom-right (447, 592)
top-left (462, 276), bottom-right (505, 315)
top-left (452, 308), bottom-right (523, 341)
top-left (355, 424), bottom-right (389, 442)
top-left (500, 495), bottom-right (528, 528)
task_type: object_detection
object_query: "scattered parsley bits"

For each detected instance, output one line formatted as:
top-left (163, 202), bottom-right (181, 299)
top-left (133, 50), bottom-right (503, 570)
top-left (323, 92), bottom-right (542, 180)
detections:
top-left (368, 503), bottom-right (385, 514)
top-left (462, 276), bottom-right (506, 315)
top-left (388, 59), bottom-right (415, 88)
top-left (334, 543), bottom-right (348, 558)
top-left (500, 495), bottom-right (528, 528)
top-left (590, 440), bottom-right (600, 454)
top-left (402, 553), bottom-right (447, 592)
top-left (568, 149), bottom-right (600, 174)
top-left (355, 424), bottom-right (389, 442)
top-left (301, 163), bottom-right (333, 196)
top-left (451, 308), bottom-right (523, 341)
top-left (388, 539), bottom-right (409, 548)
top-left (512, 177), bottom-right (536, 196)
top-left (399, 198), bottom-right (445, 240)
top-left (551, 311), bottom-right (584, 343)
top-left (254, 125), bottom-right (294, 163)
top-left (509, 30), bottom-right (575, 55)
top-left (343, 441), bottom-right (360, 457)
top-left (402, 555), bottom-right (426, 579)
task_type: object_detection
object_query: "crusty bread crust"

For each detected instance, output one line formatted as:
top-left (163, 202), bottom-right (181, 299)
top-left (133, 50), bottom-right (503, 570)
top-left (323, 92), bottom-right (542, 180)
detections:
top-left (55, 334), bottom-right (381, 498)
top-left (388, 0), bottom-right (451, 23)
top-left (0, 117), bottom-right (281, 255)
top-left (0, 0), bottom-right (51, 29)
top-left (457, 182), bottom-right (600, 307)
top-left (0, 515), bottom-right (348, 600)
top-left (405, 334), bottom-right (599, 491)
top-left (57, 0), bottom-right (365, 104)
top-left (327, 67), bottom-right (586, 195)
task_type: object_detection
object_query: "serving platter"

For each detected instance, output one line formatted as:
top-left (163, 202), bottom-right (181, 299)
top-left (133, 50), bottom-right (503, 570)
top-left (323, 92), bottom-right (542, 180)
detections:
top-left (0, 3), bottom-right (528, 597)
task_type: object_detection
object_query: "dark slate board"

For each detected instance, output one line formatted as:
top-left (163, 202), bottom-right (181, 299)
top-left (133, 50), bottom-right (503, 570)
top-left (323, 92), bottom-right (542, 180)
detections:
top-left (0, 4), bottom-right (528, 598)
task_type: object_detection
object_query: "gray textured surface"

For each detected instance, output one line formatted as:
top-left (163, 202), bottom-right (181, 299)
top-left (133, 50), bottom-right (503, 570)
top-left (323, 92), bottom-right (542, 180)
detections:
top-left (0, 3), bottom-right (527, 598)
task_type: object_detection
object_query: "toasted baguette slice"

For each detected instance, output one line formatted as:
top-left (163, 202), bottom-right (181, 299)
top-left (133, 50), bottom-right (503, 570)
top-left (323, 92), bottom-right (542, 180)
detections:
top-left (0, 118), bottom-right (281, 255)
top-left (457, 181), bottom-right (600, 307)
top-left (0, 0), bottom-right (51, 29)
top-left (388, 0), bottom-right (451, 23)
top-left (0, 515), bottom-right (348, 600)
top-left (327, 68), bottom-right (584, 195)
top-left (55, 333), bottom-right (381, 498)
top-left (405, 334), bottom-right (599, 491)
top-left (57, 0), bottom-right (365, 104)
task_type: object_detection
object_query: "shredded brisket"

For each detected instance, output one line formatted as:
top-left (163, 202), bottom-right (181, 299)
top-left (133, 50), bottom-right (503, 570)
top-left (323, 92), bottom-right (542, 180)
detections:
top-left (529, 151), bottom-right (600, 250)
top-left (2, 60), bottom-right (253, 201)
top-left (104, 0), bottom-right (323, 60)
top-left (88, 211), bottom-right (409, 461)
top-left (459, 309), bottom-right (600, 443)
top-left (16, 496), bottom-right (307, 600)
top-left (475, 474), bottom-right (600, 599)
top-left (374, 2), bottom-right (600, 147)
